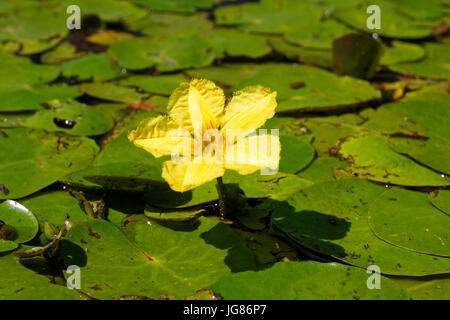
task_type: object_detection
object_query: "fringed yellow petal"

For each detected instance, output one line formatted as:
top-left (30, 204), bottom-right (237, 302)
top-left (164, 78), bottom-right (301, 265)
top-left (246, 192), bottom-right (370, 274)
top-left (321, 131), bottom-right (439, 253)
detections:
top-left (128, 115), bottom-right (192, 158)
top-left (224, 134), bottom-right (280, 175)
top-left (162, 160), bottom-right (225, 192)
top-left (167, 78), bottom-right (225, 134)
top-left (221, 86), bottom-right (277, 141)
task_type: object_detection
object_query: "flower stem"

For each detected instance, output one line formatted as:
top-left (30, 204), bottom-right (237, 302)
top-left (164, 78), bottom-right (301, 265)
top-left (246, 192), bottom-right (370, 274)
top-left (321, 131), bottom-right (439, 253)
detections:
top-left (216, 177), bottom-right (226, 218)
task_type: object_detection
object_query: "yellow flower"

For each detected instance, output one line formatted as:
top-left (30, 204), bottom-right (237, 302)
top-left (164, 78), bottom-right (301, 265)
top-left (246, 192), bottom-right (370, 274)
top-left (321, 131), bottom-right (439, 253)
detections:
top-left (128, 79), bottom-right (280, 192)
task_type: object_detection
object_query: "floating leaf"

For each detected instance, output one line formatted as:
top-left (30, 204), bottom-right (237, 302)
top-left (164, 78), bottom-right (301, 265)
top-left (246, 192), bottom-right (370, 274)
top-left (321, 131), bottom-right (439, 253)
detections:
top-left (297, 157), bottom-right (348, 183)
top-left (0, 200), bottom-right (39, 252)
top-left (272, 179), bottom-right (450, 276)
top-left (62, 0), bottom-right (147, 21)
top-left (209, 29), bottom-right (271, 58)
top-left (337, 134), bottom-right (448, 187)
top-left (134, 0), bottom-right (213, 13)
top-left (360, 108), bottom-right (427, 137)
top-left (369, 188), bottom-right (450, 257)
top-left (277, 135), bottom-right (315, 174)
top-left (85, 30), bottom-right (134, 46)
top-left (234, 64), bottom-right (381, 113)
top-left (380, 84), bottom-right (450, 175)
top-left (145, 206), bottom-right (205, 222)
top-left (119, 74), bottom-right (188, 96)
top-left (380, 41), bottom-right (426, 66)
top-left (21, 99), bottom-right (114, 136)
top-left (0, 254), bottom-right (85, 299)
top-left (61, 53), bottom-right (123, 82)
top-left (0, 1), bottom-right (67, 41)
top-left (332, 0), bottom-right (442, 39)
top-left (223, 171), bottom-right (314, 201)
top-left (60, 217), bottom-right (255, 299)
top-left (108, 36), bottom-right (215, 71)
top-left (143, 180), bottom-right (217, 209)
top-left (393, 276), bottom-right (450, 300)
top-left (80, 83), bottom-right (148, 104)
top-left (295, 117), bottom-right (364, 155)
top-left (389, 136), bottom-right (450, 175)
top-left (269, 37), bottom-right (332, 68)
top-left (211, 261), bottom-right (407, 300)
top-left (429, 190), bottom-right (450, 216)
top-left (40, 42), bottom-right (84, 65)
top-left (389, 43), bottom-right (450, 79)
top-left (20, 191), bottom-right (88, 229)
top-left (0, 84), bottom-right (82, 112)
top-left (0, 128), bottom-right (96, 199)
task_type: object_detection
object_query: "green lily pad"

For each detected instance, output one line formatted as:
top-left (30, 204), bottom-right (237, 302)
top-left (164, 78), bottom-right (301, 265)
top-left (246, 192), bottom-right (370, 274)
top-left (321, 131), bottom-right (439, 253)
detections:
top-left (332, 0), bottom-right (442, 39)
top-left (269, 37), bottom-right (332, 68)
top-left (60, 217), bottom-right (255, 299)
top-left (41, 42), bottom-right (85, 65)
top-left (0, 200), bottom-right (39, 252)
top-left (0, 111), bottom-right (33, 128)
top-left (0, 84), bottom-right (82, 112)
top-left (277, 135), bottom-right (315, 173)
top-left (389, 43), bottom-right (450, 79)
top-left (84, 171), bottom-right (168, 192)
top-left (381, 84), bottom-right (449, 172)
top-left (0, 1), bottom-right (67, 41)
top-left (294, 117), bottom-right (364, 155)
top-left (236, 229), bottom-right (299, 266)
top-left (297, 157), bottom-right (349, 183)
top-left (145, 206), bottom-right (205, 222)
top-left (360, 108), bottom-right (427, 137)
top-left (20, 191), bottom-right (88, 229)
top-left (284, 18), bottom-right (352, 50)
top-left (272, 179), bottom-right (450, 276)
top-left (61, 0), bottom-right (147, 22)
top-left (0, 51), bottom-right (70, 111)
top-left (214, 1), bottom-right (322, 34)
top-left (234, 200), bottom-right (272, 231)
top-left (108, 36), bottom-right (215, 71)
top-left (209, 29), bottom-right (271, 58)
top-left (119, 74), bottom-right (188, 96)
top-left (80, 83), bottom-right (148, 104)
top-left (86, 30), bottom-right (135, 46)
top-left (0, 239), bottom-right (18, 252)
top-left (61, 116), bottom-right (166, 189)
top-left (61, 53), bottom-right (123, 82)
top-left (134, 0), bottom-right (213, 13)
top-left (128, 12), bottom-right (213, 38)
top-left (12, 34), bottom-right (65, 55)
top-left (0, 128), bottom-right (96, 199)
top-left (0, 254), bottom-right (85, 300)
top-left (392, 276), bottom-right (450, 300)
top-left (224, 171), bottom-right (314, 201)
top-left (429, 190), bottom-right (450, 215)
top-left (143, 180), bottom-right (218, 209)
top-left (21, 99), bottom-right (114, 136)
top-left (369, 188), bottom-right (450, 257)
top-left (234, 64), bottom-right (381, 113)
top-left (337, 134), bottom-right (448, 187)
top-left (211, 261), bottom-right (407, 300)
top-left (186, 63), bottom-right (273, 90)
top-left (380, 41), bottom-right (426, 66)
top-left (389, 136), bottom-right (450, 175)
